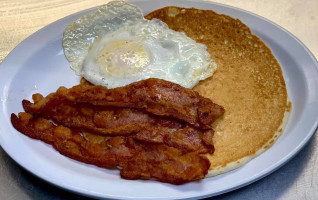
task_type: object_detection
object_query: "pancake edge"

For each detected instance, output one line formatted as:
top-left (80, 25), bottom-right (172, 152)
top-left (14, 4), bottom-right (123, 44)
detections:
top-left (206, 98), bottom-right (291, 177)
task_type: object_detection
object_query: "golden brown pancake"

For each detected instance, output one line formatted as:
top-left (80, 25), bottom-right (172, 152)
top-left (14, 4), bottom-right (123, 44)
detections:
top-left (146, 7), bottom-right (291, 176)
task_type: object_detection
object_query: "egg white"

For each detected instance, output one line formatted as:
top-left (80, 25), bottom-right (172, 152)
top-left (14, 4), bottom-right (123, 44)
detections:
top-left (63, 1), bottom-right (144, 73)
top-left (63, 1), bottom-right (217, 88)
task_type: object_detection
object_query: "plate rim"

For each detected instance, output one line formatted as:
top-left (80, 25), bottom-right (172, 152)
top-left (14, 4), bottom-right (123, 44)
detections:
top-left (0, 0), bottom-right (318, 199)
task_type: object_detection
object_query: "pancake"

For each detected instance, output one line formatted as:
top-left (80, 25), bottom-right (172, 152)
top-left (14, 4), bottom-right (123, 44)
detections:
top-left (145, 7), bottom-right (291, 176)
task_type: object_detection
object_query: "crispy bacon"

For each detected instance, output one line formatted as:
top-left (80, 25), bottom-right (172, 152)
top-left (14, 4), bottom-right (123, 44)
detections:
top-left (23, 99), bottom-right (183, 136)
top-left (134, 126), bottom-right (214, 154)
top-left (29, 78), bottom-right (224, 129)
top-left (11, 113), bottom-right (210, 184)
top-left (11, 78), bottom-right (225, 184)
top-left (23, 99), bottom-right (213, 154)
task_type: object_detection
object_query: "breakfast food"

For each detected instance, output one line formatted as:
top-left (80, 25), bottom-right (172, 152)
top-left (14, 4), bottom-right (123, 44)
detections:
top-left (10, 0), bottom-right (290, 184)
top-left (22, 79), bottom-right (222, 154)
top-left (63, 1), bottom-right (216, 89)
top-left (12, 78), bottom-right (223, 184)
top-left (11, 114), bottom-right (210, 184)
top-left (146, 6), bottom-right (290, 176)
top-left (26, 78), bottom-right (224, 130)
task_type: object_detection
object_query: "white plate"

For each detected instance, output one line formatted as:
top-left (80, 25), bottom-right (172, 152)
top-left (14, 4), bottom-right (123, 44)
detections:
top-left (0, 0), bottom-right (318, 199)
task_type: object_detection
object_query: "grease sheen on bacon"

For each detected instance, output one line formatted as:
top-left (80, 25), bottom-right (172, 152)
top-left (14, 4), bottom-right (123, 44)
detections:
top-left (23, 99), bottom-right (214, 154)
top-left (11, 113), bottom-right (210, 184)
top-left (11, 78), bottom-right (225, 184)
top-left (30, 78), bottom-right (224, 129)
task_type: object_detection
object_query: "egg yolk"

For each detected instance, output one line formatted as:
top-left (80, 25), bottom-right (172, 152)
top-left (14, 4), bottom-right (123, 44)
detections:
top-left (97, 40), bottom-right (149, 77)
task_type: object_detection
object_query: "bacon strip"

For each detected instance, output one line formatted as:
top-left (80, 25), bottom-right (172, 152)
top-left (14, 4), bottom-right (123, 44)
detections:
top-left (23, 100), bottom-right (213, 154)
top-left (134, 126), bottom-right (214, 154)
top-left (11, 113), bottom-right (210, 184)
top-left (29, 78), bottom-right (224, 129)
top-left (23, 99), bottom-right (184, 136)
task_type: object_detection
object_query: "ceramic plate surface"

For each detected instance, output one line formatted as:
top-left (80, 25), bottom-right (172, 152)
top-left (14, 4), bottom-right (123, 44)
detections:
top-left (0, 0), bottom-right (317, 199)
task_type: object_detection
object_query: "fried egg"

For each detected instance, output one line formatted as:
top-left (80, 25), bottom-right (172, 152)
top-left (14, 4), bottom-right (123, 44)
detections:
top-left (63, 1), bottom-right (217, 88)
